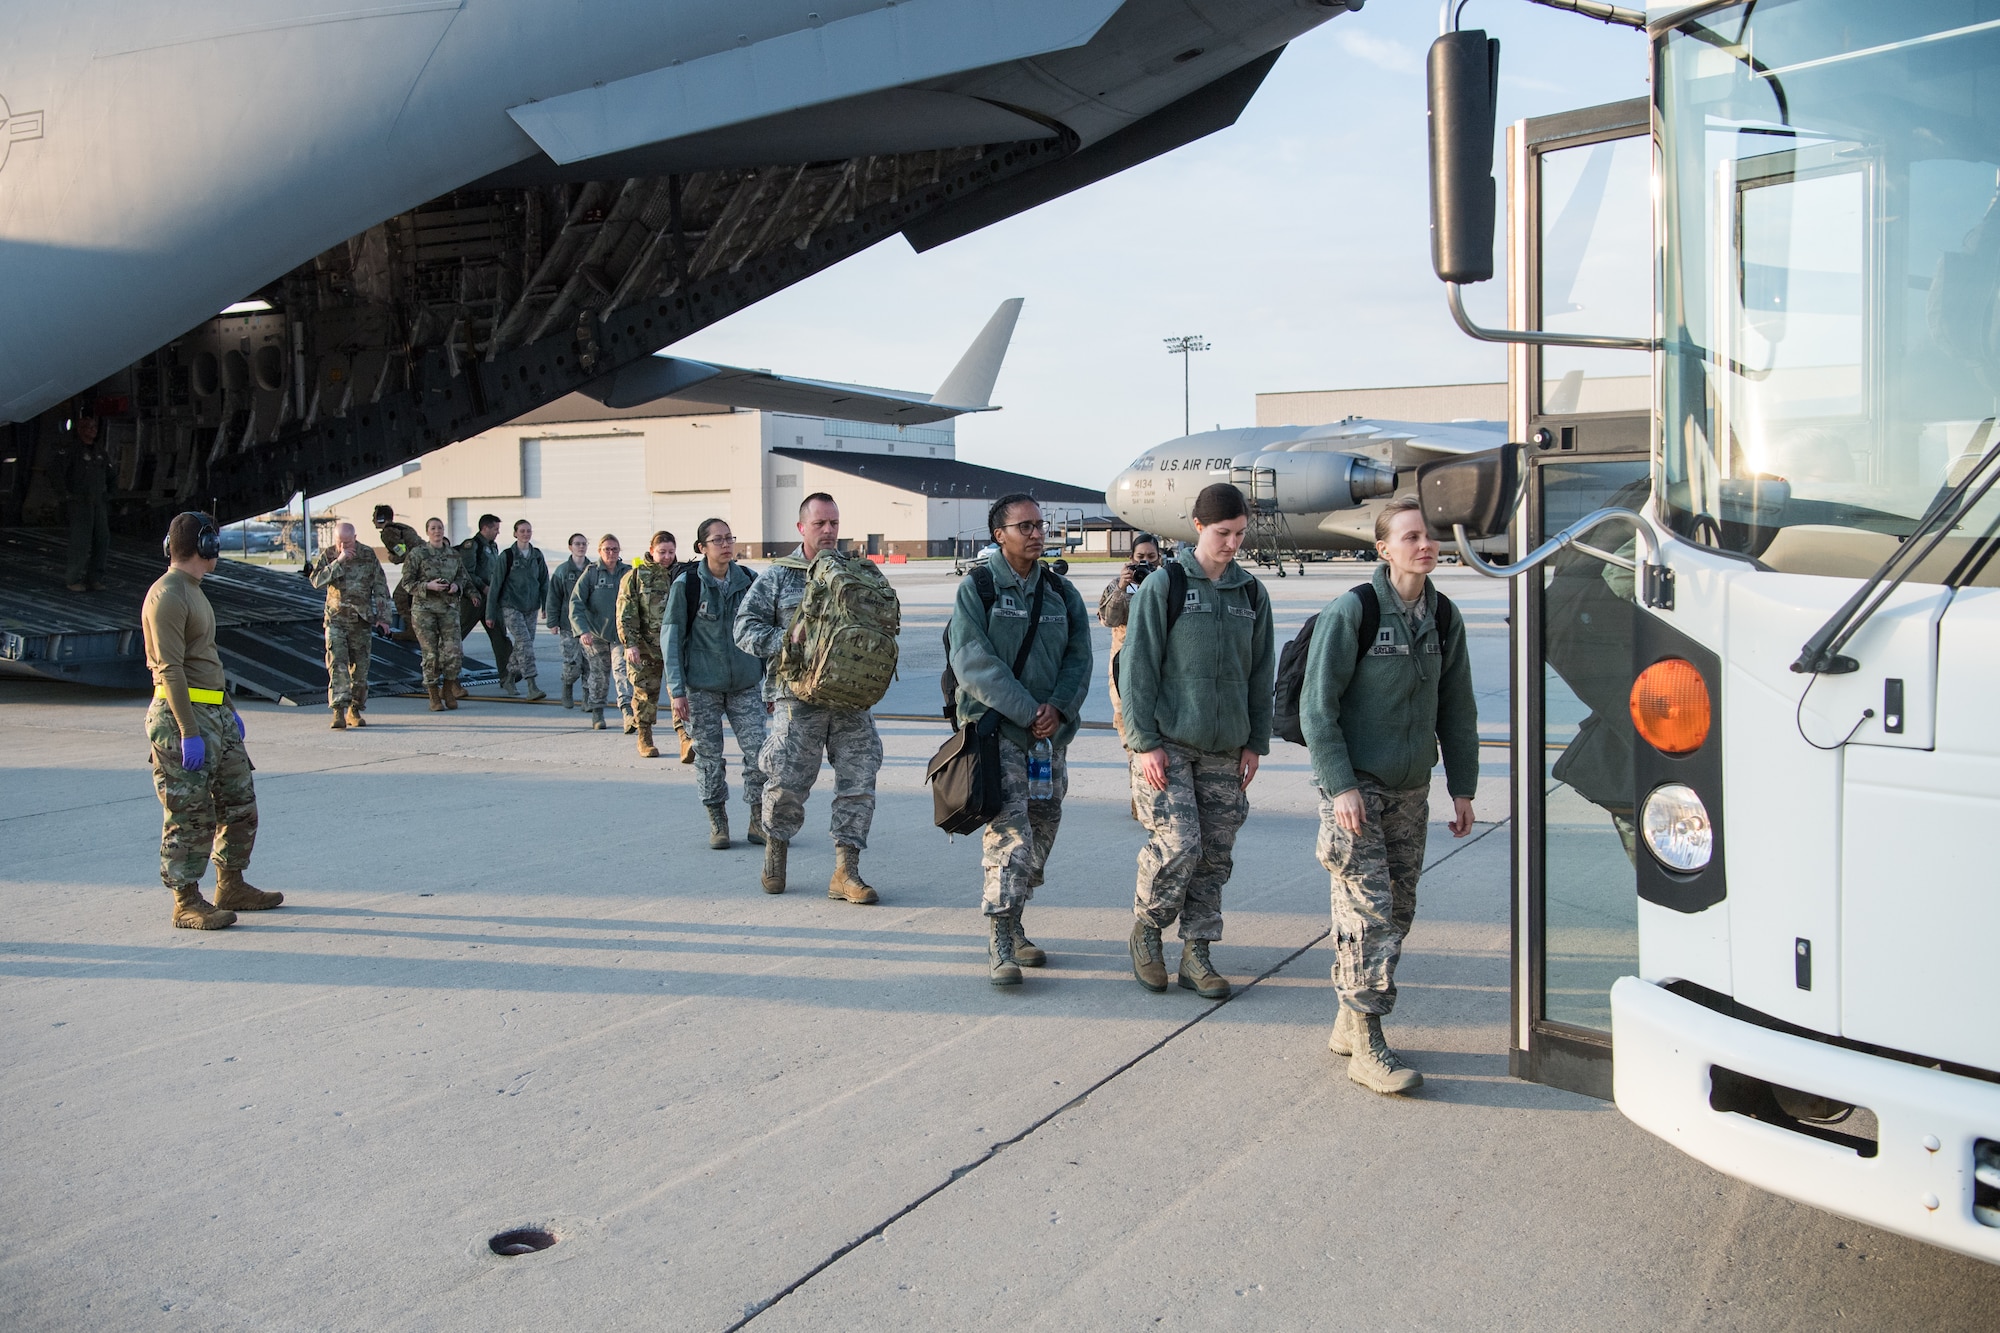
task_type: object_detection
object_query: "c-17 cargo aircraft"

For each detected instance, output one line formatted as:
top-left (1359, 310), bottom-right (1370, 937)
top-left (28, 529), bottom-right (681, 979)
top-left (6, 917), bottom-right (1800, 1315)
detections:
top-left (1105, 416), bottom-right (1507, 566)
top-left (0, 0), bottom-right (1365, 538)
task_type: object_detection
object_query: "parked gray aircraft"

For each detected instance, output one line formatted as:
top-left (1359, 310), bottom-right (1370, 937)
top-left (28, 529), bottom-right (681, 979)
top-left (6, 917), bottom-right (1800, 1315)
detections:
top-left (1105, 417), bottom-right (1507, 556)
top-left (0, 0), bottom-right (1363, 536)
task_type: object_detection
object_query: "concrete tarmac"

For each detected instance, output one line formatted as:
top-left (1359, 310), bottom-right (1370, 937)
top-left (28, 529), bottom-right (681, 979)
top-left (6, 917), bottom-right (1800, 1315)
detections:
top-left (1, 562), bottom-right (1994, 1330)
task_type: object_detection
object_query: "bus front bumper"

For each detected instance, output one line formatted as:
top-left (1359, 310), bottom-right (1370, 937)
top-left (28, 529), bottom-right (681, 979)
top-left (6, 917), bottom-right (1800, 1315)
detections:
top-left (1611, 976), bottom-right (2000, 1265)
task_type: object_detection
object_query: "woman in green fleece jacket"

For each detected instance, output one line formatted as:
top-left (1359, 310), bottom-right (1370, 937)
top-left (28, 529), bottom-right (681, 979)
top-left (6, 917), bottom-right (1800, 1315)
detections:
top-left (1300, 494), bottom-right (1480, 1096)
top-left (1117, 483), bottom-right (1275, 1001)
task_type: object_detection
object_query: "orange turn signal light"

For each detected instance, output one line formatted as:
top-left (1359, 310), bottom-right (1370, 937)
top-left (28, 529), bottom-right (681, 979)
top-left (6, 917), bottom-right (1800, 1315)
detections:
top-left (1630, 658), bottom-right (1711, 755)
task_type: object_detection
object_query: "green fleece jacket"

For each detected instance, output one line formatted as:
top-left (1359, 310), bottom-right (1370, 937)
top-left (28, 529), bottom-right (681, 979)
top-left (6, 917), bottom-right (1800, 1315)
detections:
top-left (662, 560), bottom-right (765, 698)
top-left (947, 552), bottom-right (1093, 752)
top-left (1117, 548), bottom-right (1275, 756)
top-left (1300, 564), bottom-right (1479, 798)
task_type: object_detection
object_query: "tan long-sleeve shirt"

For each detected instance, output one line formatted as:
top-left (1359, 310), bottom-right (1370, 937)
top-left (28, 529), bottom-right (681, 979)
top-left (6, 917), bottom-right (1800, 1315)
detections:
top-left (142, 567), bottom-right (225, 736)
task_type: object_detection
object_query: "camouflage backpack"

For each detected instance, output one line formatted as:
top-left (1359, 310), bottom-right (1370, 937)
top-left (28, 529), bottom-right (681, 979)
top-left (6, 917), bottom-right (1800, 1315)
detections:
top-left (778, 552), bottom-right (901, 709)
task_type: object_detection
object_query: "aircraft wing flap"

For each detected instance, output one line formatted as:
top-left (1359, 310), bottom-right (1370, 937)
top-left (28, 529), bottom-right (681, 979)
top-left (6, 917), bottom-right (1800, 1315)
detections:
top-left (509, 0), bottom-right (1121, 166)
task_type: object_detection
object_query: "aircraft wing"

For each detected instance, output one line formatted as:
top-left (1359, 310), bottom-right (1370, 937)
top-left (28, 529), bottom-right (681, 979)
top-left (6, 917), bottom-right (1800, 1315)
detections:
top-left (579, 358), bottom-right (979, 425)
top-left (578, 297), bottom-right (1022, 426)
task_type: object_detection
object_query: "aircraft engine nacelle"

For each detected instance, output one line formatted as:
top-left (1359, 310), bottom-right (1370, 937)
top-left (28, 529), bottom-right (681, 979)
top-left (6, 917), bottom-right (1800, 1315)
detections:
top-left (1230, 450), bottom-right (1398, 513)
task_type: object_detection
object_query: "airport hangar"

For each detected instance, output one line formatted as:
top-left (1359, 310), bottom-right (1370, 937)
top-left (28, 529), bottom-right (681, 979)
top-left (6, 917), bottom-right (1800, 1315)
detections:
top-left (328, 391), bottom-right (1113, 561)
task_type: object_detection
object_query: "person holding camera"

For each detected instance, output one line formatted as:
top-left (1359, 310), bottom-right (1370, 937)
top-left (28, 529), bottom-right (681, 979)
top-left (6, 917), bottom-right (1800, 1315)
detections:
top-left (1095, 532), bottom-right (1161, 737)
top-left (1118, 485), bottom-right (1274, 1000)
top-left (1300, 494), bottom-right (1479, 1096)
top-left (143, 512), bottom-right (283, 929)
top-left (947, 494), bottom-right (1093, 985)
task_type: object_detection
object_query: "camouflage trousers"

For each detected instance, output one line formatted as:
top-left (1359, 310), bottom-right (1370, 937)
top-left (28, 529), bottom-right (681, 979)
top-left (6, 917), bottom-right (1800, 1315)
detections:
top-left (578, 637), bottom-right (614, 709)
top-left (628, 647), bottom-right (664, 726)
top-left (324, 615), bottom-right (373, 709)
top-left (982, 736), bottom-right (1066, 916)
top-left (612, 650), bottom-right (633, 709)
top-left (1131, 741), bottom-right (1248, 941)
top-left (557, 630), bottom-right (585, 688)
top-left (146, 700), bottom-right (258, 889)
top-left (759, 695), bottom-right (881, 848)
top-left (410, 599), bottom-right (462, 686)
top-left (687, 686), bottom-right (768, 809)
top-left (501, 607), bottom-right (539, 685)
top-left (1317, 777), bottom-right (1431, 1016)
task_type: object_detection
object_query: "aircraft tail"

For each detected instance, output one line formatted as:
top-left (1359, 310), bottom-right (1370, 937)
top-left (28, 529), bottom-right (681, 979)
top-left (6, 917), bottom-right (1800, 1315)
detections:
top-left (931, 298), bottom-right (1023, 408)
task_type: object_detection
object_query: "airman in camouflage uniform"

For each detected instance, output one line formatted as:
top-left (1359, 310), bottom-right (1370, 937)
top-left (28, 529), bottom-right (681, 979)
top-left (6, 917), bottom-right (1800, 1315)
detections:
top-left (1300, 498), bottom-right (1480, 1096)
top-left (545, 533), bottom-right (591, 708)
top-left (733, 493), bottom-right (882, 904)
top-left (665, 519), bottom-right (768, 849)
top-left (568, 535), bottom-right (625, 729)
top-left (617, 531), bottom-right (680, 757)
top-left (142, 512), bottom-right (284, 929)
top-left (947, 497), bottom-right (1094, 985)
top-left (1118, 488), bottom-right (1276, 1001)
top-left (403, 518), bottom-right (467, 709)
top-left (309, 520), bottom-right (393, 728)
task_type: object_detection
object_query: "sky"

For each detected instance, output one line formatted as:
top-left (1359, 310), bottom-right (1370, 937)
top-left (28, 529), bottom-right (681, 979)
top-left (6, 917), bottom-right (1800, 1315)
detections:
top-left (667, 1), bottom-right (1652, 492)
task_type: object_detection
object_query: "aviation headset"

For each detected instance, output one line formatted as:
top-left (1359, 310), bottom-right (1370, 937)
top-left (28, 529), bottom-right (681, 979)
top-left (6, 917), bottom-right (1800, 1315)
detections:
top-left (164, 512), bottom-right (222, 562)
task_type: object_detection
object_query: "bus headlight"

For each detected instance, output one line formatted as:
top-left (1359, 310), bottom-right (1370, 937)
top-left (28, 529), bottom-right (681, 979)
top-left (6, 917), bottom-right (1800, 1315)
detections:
top-left (1641, 783), bottom-right (1712, 871)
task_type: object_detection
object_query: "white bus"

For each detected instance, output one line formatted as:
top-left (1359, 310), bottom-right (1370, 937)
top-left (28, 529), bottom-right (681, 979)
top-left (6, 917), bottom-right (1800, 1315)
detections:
top-left (1416, 0), bottom-right (2000, 1264)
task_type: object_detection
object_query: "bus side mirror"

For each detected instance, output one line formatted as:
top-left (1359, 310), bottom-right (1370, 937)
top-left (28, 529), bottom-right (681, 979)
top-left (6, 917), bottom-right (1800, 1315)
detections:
top-left (1417, 445), bottom-right (1522, 541)
top-left (1428, 29), bottom-right (1501, 285)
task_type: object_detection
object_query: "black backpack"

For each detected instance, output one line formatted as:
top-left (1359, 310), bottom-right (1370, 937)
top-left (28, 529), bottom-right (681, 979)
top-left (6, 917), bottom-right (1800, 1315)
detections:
top-left (1272, 582), bottom-right (1457, 746)
top-left (928, 569), bottom-right (1050, 834)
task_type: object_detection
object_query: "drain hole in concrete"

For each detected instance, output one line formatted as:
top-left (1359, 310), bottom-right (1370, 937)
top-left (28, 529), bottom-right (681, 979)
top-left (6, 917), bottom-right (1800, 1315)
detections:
top-left (489, 1228), bottom-right (557, 1256)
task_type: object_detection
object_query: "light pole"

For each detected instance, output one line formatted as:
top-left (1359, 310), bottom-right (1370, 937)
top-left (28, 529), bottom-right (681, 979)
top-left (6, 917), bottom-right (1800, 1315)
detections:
top-left (1162, 334), bottom-right (1209, 437)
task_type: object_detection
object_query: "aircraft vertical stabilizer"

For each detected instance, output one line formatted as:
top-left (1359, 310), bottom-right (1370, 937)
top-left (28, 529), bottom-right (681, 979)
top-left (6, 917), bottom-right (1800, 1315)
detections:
top-left (932, 297), bottom-right (1023, 408)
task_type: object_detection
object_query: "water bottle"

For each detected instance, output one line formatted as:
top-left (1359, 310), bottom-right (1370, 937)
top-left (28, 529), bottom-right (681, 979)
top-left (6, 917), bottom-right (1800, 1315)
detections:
top-left (1028, 737), bottom-right (1053, 801)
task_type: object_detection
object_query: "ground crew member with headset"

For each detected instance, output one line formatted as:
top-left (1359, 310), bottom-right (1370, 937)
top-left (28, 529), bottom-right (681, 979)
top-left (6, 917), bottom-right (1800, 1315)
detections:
top-left (141, 512), bottom-right (285, 930)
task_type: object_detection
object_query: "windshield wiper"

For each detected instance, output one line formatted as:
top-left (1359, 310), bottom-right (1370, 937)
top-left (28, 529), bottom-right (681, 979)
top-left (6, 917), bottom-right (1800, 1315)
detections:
top-left (1792, 420), bottom-right (2000, 674)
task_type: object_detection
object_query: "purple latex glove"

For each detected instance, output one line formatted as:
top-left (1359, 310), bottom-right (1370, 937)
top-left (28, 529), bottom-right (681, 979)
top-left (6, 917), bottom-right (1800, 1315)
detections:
top-left (180, 735), bottom-right (207, 771)
top-left (233, 710), bottom-right (245, 739)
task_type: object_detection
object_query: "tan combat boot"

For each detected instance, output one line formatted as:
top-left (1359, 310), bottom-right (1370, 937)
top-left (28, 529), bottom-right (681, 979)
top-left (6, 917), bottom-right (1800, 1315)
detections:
top-left (1177, 940), bottom-right (1231, 999)
top-left (828, 844), bottom-right (879, 905)
top-left (636, 722), bottom-right (660, 758)
top-left (347, 704), bottom-right (366, 728)
top-left (706, 804), bottom-right (730, 850)
top-left (330, 706), bottom-right (347, 730)
top-left (1347, 1014), bottom-right (1423, 1095)
top-left (172, 885), bottom-right (236, 930)
top-left (443, 678), bottom-right (460, 709)
top-left (1008, 907), bottom-right (1046, 967)
top-left (988, 914), bottom-right (1022, 987)
top-left (746, 804), bottom-right (767, 846)
top-left (214, 865), bottom-right (284, 911)
top-left (1128, 920), bottom-right (1167, 992)
top-left (428, 685), bottom-right (444, 712)
top-left (761, 838), bottom-right (788, 894)
top-left (1327, 1006), bottom-right (1363, 1055)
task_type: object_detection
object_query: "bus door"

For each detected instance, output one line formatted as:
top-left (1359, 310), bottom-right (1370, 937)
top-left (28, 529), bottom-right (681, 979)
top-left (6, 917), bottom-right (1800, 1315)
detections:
top-left (1506, 101), bottom-right (1653, 1098)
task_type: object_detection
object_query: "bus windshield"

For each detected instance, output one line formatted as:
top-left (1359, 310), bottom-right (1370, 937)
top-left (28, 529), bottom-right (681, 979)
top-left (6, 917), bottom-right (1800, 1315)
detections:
top-left (1659, 2), bottom-right (2000, 583)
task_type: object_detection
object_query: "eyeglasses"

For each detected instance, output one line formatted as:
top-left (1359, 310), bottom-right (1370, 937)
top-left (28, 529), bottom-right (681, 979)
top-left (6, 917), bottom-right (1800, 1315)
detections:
top-left (1001, 521), bottom-right (1049, 536)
